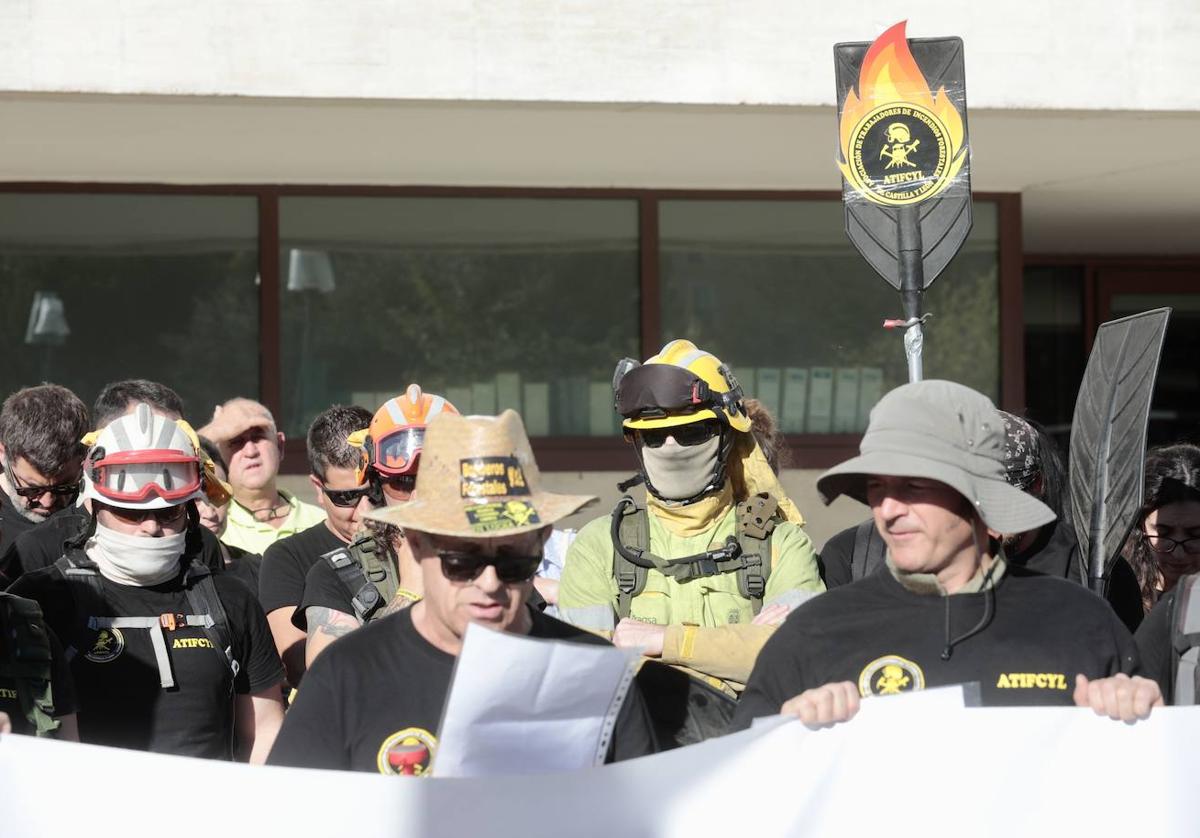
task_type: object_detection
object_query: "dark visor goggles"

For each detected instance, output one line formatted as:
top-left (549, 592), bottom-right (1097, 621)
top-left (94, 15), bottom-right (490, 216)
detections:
top-left (613, 361), bottom-right (742, 421)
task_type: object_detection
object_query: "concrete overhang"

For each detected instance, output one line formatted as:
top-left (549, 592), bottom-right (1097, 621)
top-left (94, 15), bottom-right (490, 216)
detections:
top-left (0, 94), bottom-right (1195, 255)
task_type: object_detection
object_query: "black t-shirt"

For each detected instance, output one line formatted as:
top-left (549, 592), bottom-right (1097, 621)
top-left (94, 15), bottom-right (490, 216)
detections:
top-left (0, 606), bottom-right (77, 736)
top-left (9, 556), bottom-right (284, 758)
top-left (817, 523), bottom-right (863, 589)
top-left (268, 607), bottom-right (658, 774)
top-left (222, 543), bottom-right (263, 597)
top-left (1133, 586), bottom-right (1177, 701)
top-left (0, 490), bottom-right (47, 584)
top-left (731, 565), bottom-right (1139, 731)
top-left (293, 559), bottom-right (359, 631)
top-left (258, 523), bottom-right (343, 615)
top-left (2, 508), bottom-right (225, 587)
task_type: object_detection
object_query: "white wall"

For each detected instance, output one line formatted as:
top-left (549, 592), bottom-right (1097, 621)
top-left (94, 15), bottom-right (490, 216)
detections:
top-left (2, 2), bottom-right (1198, 112)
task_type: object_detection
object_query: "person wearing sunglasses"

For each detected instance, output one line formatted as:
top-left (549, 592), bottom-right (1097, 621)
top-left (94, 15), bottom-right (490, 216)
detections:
top-left (290, 386), bottom-right (459, 670)
top-left (557, 340), bottom-right (823, 706)
top-left (0, 384), bottom-right (89, 565)
top-left (257, 405), bottom-right (373, 688)
top-left (9, 403), bottom-right (286, 762)
top-left (268, 409), bottom-right (657, 774)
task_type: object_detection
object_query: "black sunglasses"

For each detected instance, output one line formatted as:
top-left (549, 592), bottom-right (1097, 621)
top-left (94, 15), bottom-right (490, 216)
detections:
top-left (4, 458), bottom-right (80, 501)
top-left (636, 420), bottom-right (721, 449)
top-left (102, 503), bottom-right (188, 527)
top-left (321, 481), bottom-right (383, 508)
top-left (437, 551), bottom-right (541, 584)
top-left (378, 473), bottom-right (417, 498)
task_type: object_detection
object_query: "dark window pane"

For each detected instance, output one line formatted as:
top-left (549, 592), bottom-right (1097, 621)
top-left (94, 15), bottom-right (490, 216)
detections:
top-left (1023, 265), bottom-right (1084, 442)
top-left (659, 200), bottom-right (1000, 433)
top-left (0, 194), bottom-right (259, 423)
top-left (279, 197), bottom-right (639, 438)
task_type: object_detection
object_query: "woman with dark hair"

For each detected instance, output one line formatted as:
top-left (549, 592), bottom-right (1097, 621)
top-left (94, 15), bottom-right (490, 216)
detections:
top-left (1125, 444), bottom-right (1200, 614)
top-left (1131, 444), bottom-right (1200, 703)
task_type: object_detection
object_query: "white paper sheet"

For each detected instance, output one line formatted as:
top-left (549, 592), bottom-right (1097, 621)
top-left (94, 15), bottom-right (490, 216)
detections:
top-left (432, 622), bottom-right (639, 777)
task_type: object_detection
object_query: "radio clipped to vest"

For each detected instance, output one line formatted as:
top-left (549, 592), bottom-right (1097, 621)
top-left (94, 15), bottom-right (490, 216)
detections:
top-left (322, 534), bottom-right (401, 624)
top-left (0, 593), bottom-right (60, 736)
top-left (610, 493), bottom-right (780, 619)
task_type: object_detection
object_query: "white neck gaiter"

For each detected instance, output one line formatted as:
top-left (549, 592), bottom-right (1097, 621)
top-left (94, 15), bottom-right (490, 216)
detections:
top-left (86, 523), bottom-right (187, 587)
top-left (640, 435), bottom-right (720, 501)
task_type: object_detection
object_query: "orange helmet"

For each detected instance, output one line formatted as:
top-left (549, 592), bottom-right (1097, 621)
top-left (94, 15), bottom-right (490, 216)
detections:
top-left (353, 384), bottom-right (458, 483)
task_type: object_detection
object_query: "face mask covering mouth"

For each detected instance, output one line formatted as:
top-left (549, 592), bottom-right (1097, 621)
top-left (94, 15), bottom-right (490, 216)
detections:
top-left (639, 434), bottom-right (721, 502)
top-left (87, 523), bottom-right (187, 587)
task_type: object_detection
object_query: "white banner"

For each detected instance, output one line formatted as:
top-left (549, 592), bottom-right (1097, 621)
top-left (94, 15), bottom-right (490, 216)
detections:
top-left (1, 699), bottom-right (1198, 837)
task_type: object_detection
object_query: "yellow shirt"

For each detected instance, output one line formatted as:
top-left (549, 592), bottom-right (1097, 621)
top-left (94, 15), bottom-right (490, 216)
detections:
top-left (222, 489), bottom-right (326, 555)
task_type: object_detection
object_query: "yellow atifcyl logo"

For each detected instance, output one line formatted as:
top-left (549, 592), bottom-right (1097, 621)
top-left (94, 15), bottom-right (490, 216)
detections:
top-left (858, 654), bottom-right (926, 697)
top-left (376, 727), bottom-right (438, 777)
top-left (846, 104), bottom-right (951, 207)
top-left (85, 628), bottom-right (125, 664)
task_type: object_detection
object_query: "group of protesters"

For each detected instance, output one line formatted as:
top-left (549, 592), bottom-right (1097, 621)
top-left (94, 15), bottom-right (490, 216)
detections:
top-left (0, 338), bottom-right (1196, 772)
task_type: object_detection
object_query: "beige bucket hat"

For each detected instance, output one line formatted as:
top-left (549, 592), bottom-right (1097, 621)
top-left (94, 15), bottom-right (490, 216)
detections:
top-left (364, 409), bottom-right (596, 537)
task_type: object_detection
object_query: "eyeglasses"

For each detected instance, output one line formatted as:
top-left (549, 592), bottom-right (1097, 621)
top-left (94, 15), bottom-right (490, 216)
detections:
top-left (636, 420), bottom-right (722, 449)
top-left (1143, 532), bottom-right (1200, 555)
top-left (102, 503), bottom-right (188, 528)
top-left (437, 551), bottom-right (541, 584)
top-left (378, 473), bottom-right (416, 501)
top-left (4, 458), bottom-right (81, 503)
top-left (321, 481), bottom-right (383, 509)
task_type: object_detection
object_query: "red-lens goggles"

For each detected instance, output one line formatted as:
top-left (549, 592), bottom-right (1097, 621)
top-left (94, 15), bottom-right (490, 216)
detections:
top-left (88, 448), bottom-right (202, 503)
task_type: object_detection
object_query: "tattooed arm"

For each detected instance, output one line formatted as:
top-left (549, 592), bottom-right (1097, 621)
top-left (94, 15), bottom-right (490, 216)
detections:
top-left (304, 606), bottom-right (362, 668)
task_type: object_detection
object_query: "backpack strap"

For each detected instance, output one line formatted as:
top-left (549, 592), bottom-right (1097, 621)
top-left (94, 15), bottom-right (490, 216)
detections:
top-left (1171, 572), bottom-right (1200, 705)
top-left (322, 535), bottom-right (397, 623)
top-left (850, 519), bottom-right (887, 581)
top-left (612, 497), bottom-right (651, 620)
top-left (735, 493), bottom-right (780, 615)
top-left (0, 593), bottom-right (60, 736)
top-left (183, 562), bottom-right (239, 681)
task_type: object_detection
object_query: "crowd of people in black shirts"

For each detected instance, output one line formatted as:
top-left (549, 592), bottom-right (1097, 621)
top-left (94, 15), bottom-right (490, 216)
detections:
top-left (0, 352), bottom-right (1196, 769)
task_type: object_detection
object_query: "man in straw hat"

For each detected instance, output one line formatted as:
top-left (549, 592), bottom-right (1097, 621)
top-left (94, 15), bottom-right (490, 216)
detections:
top-left (732, 380), bottom-right (1162, 730)
top-left (268, 410), bottom-right (657, 774)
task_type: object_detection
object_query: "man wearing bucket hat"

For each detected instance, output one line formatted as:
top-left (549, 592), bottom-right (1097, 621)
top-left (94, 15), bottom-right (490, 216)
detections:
top-left (10, 403), bottom-right (287, 760)
top-left (732, 380), bottom-right (1161, 730)
top-left (267, 410), bottom-right (657, 774)
top-left (558, 340), bottom-right (823, 697)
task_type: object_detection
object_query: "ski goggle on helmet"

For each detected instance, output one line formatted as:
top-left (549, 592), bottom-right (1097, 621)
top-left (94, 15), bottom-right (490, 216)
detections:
top-left (613, 339), bottom-right (751, 434)
top-left (81, 403), bottom-right (209, 510)
top-left (349, 385), bottom-right (459, 485)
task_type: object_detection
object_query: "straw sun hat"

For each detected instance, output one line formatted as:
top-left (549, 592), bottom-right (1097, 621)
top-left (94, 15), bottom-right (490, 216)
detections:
top-left (364, 409), bottom-right (596, 537)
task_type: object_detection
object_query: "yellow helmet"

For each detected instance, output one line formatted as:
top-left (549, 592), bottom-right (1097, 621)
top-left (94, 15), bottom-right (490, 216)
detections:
top-left (614, 339), bottom-right (751, 433)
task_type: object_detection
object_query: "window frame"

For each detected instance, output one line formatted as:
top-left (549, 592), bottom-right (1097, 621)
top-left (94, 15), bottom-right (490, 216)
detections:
top-left (0, 183), bottom-right (1023, 472)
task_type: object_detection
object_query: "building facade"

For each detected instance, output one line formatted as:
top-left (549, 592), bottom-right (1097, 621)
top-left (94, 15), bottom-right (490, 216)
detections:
top-left (2, 1), bottom-right (1197, 544)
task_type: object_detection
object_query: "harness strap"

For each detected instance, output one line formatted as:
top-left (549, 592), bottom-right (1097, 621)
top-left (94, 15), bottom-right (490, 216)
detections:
top-left (611, 494), bottom-right (779, 618)
top-left (89, 616), bottom-right (177, 688)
